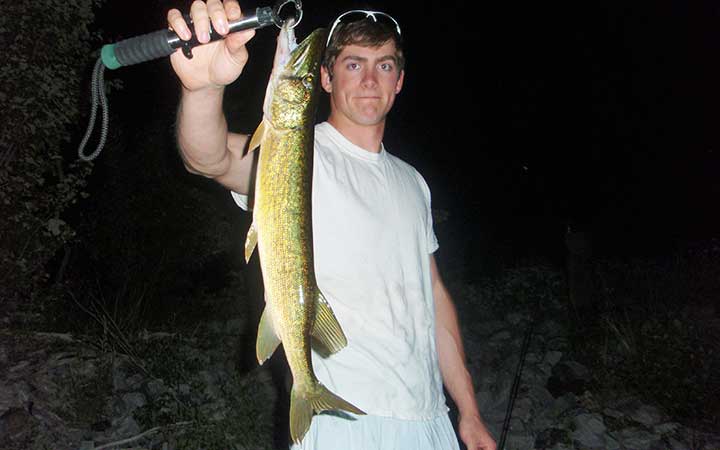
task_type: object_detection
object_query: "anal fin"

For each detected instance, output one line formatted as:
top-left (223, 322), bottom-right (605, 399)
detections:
top-left (256, 306), bottom-right (281, 365)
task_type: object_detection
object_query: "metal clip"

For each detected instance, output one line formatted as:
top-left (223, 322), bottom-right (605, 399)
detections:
top-left (272, 0), bottom-right (303, 29)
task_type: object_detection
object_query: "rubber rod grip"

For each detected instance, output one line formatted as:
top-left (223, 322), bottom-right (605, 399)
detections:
top-left (104, 29), bottom-right (175, 69)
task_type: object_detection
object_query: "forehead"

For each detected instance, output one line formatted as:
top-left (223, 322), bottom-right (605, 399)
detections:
top-left (335, 41), bottom-right (399, 61)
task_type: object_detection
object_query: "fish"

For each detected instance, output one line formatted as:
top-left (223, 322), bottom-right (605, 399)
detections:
top-left (244, 22), bottom-right (365, 444)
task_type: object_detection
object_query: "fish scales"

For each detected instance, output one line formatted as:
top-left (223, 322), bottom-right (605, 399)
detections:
top-left (244, 24), bottom-right (365, 444)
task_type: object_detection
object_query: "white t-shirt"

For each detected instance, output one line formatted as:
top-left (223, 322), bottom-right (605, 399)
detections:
top-left (232, 121), bottom-right (446, 419)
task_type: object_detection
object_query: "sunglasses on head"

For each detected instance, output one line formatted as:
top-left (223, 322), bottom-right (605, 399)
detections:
top-left (327, 10), bottom-right (402, 46)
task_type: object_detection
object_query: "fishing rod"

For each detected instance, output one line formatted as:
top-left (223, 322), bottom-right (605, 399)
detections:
top-left (78, 0), bottom-right (303, 161)
top-left (101, 0), bottom-right (302, 69)
top-left (498, 294), bottom-right (542, 450)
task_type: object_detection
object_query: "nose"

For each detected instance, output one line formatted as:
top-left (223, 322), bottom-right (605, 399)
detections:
top-left (360, 67), bottom-right (378, 88)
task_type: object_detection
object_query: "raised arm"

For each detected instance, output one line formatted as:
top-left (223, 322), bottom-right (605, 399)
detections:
top-left (168, 0), bottom-right (257, 193)
top-left (431, 255), bottom-right (497, 450)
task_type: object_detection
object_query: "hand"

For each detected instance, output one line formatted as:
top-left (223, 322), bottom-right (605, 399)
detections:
top-left (459, 414), bottom-right (497, 450)
top-left (167, 0), bottom-right (255, 92)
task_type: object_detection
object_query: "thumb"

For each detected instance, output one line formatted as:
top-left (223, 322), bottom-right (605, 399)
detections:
top-left (225, 29), bottom-right (255, 57)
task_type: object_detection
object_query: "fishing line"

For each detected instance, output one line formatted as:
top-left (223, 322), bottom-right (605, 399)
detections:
top-left (77, 0), bottom-right (303, 162)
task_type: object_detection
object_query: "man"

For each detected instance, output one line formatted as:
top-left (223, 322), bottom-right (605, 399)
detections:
top-left (168, 1), bottom-right (496, 449)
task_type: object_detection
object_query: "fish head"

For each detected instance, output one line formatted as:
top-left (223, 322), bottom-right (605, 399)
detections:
top-left (268, 28), bottom-right (327, 130)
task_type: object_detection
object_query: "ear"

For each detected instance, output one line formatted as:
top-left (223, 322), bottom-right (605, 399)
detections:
top-left (321, 66), bottom-right (332, 93)
top-left (394, 69), bottom-right (405, 94)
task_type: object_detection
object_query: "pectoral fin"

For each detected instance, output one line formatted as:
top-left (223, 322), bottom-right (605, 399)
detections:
top-left (256, 306), bottom-right (281, 365)
top-left (244, 222), bottom-right (257, 263)
top-left (311, 292), bottom-right (347, 356)
top-left (248, 120), bottom-right (267, 153)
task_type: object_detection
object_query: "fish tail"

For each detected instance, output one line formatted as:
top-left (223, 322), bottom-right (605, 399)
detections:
top-left (289, 382), bottom-right (365, 444)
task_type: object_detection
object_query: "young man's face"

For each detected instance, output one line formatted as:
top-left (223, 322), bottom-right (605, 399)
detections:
top-left (321, 40), bottom-right (405, 127)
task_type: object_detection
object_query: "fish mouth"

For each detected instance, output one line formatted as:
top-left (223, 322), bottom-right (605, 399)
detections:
top-left (286, 28), bottom-right (327, 74)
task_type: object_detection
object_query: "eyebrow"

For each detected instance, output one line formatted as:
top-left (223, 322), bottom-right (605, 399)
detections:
top-left (340, 55), bottom-right (398, 64)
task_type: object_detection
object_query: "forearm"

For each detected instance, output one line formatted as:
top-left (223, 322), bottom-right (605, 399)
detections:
top-left (435, 293), bottom-right (481, 419)
top-left (432, 255), bottom-right (496, 449)
top-left (176, 86), bottom-right (231, 177)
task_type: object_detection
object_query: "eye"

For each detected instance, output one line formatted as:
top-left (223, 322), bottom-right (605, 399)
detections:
top-left (346, 62), bottom-right (360, 71)
top-left (379, 62), bottom-right (395, 72)
top-left (302, 74), bottom-right (315, 89)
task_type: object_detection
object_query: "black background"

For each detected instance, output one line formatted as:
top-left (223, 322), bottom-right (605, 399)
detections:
top-left (95, 0), bottom-right (720, 265)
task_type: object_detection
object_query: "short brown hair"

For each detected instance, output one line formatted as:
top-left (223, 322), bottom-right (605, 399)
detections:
top-left (322, 17), bottom-right (405, 79)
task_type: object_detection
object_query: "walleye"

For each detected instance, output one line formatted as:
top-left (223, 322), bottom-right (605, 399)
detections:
top-left (244, 22), bottom-right (365, 443)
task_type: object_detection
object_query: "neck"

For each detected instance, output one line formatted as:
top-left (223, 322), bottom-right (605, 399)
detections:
top-left (327, 115), bottom-right (385, 154)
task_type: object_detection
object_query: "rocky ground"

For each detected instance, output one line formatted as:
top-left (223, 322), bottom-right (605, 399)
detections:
top-left (465, 304), bottom-right (720, 450)
top-left (1, 277), bottom-right (719, 450)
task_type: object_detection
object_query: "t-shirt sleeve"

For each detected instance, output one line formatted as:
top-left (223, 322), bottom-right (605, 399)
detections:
top-left (415, 171), bottom-right (440, 254)
top-left (231, 191), bottom-right (251, 211)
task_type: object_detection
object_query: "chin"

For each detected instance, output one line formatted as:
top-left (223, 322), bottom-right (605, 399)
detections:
top-left (353, 111), bottom-right (386, 125)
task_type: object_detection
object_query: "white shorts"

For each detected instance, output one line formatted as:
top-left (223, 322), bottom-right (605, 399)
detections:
top-left (289, 411), bottom-right (461, 450)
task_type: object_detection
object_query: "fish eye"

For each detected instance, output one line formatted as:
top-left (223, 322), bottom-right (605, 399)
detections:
top-left (302, 74), bottom-right (315, 89)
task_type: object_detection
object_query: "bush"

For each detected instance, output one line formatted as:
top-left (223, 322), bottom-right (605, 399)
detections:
top-left (0, 1), bottom-right (99, 310)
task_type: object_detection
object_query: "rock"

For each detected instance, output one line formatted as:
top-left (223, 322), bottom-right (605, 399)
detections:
top-left (112, 359), bottom-right (129, 391)
top-left (535, 427), bottom-right (571, 449)
top-left (544, 350), bottom-right (563, 367)
top-left (506, 432), bottom-right (535, 450)
top-left (665, 436), bottom-right (691, 450)
top-left (629, 403), bottom-right (664, 427)
top-left (121, 392), bottom-right (146, 411)
top-left (476, 387), bottom-right (509, 423)
top-left (613, 427), bottom-right (662, 450)
top-left (653, 421), bottom-right (680, 435)
top-left (547, 393), bottom-right (578, 420)
top-left (511, 396), bottom-right (534, 421)
top-left (571, 413), bottom-right (607, 448)
top-left (527, 385), bottom-right (555, 409)
top-left (145, 378), bottom-right (167, 399)
top-left (605, 434), bottom-right (622, 450)
top-left (603, 407), bottom-right (624, 419)
top-left (111, 415), bottom-right (140, 440)
top-left (125, 373), bottom-right (144, 390)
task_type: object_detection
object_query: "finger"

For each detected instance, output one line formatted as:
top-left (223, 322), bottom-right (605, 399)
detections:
top-left (168, 8), bottom-right (192, 40)
top-left (225, 29), bottom-right (255, 55)
top-left (207, 0), bottom-right (229, 35)
top-left (223, 0), bottom-right (242, 21)
top-left (190, 0), bottom-right (211, 43)
top-left (224, 30), bottom-right (254, 69)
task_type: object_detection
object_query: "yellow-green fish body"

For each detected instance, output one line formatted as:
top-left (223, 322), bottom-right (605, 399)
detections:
top-left (245, 24), bottom-right (364, 444)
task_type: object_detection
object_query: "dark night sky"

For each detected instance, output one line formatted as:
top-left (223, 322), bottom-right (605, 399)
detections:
top-left (95, 0), bottom-right (720, 263)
